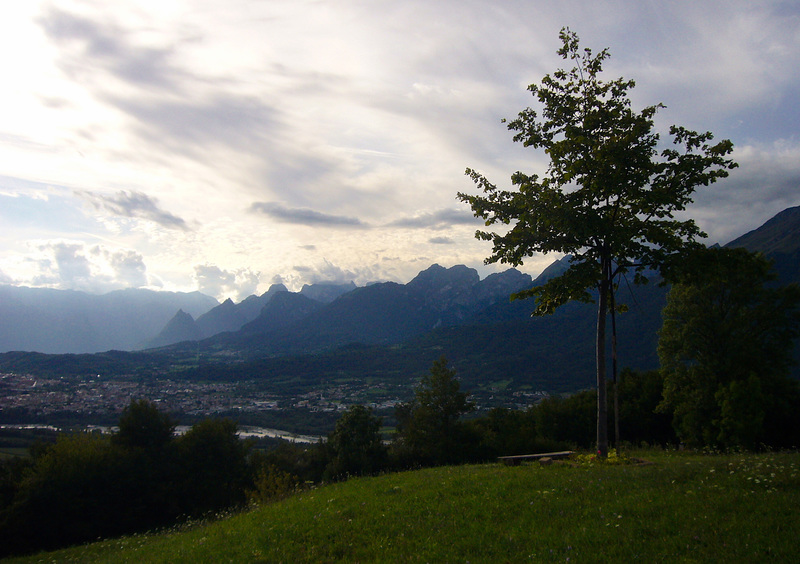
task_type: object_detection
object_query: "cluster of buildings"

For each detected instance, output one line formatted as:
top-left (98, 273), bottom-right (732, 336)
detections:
top-left (0, 372), bottom-right (406, 419)
top-left (1, 371), bottom-right (548, 424)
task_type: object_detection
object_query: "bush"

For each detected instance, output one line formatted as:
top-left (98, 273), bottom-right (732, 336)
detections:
top-left (248, 464), bottom-right (302, 504)
top-left (0, 434), bottom-right (141, 555)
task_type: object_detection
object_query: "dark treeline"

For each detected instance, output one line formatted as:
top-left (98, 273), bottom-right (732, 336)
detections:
top-left (0, 400), bottom-right (253, 556)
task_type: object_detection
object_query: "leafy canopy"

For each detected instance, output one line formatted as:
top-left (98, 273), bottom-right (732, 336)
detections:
top-left (458, 28), bottom-right (737, 458)
top-left (325, 404), bottom-right (387, 480)
top-left (394, 356), bottom-right (475, 466)
top-left (458, 28), bottom-right (737, 315)
top-left (658, 247), bottom-right (800, 449)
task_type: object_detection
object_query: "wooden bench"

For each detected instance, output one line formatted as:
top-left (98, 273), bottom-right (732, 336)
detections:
top-left (498, 451), bottom-right (575, 466)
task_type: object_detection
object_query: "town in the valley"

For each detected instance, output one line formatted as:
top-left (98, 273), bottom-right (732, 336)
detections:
top-left (0, 371), bottom-right (548, 426)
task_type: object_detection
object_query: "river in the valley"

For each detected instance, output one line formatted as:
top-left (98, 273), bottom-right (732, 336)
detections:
top-left (0, 423), bottom-right (323, 444)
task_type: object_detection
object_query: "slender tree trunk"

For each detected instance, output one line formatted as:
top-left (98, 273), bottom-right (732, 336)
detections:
top-left (596, 264), bottom-right (609, 459)
top-left (610, 283), bottom-right (620, 449)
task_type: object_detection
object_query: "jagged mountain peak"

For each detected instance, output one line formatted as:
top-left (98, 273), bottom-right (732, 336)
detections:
top-left (475, 268), bottom-right (533, 300)
top-left (531, 255), bottom-right (573, 285)
top-left (300, 281), bottom-right (356, 303)
top-left (407, 264), bottom-right (480, 291)
top-left (480, 268), bottom-right (531, 287)
top-left (266, 283), bottom-right (289, 294)
top-left (238, 292), bottom-right (323, 336)
top-left (144, 309), bottom-right (201, 349)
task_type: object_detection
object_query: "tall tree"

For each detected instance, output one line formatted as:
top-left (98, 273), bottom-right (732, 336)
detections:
top-left (175, 418), bottom-right (250, 515)
top-left (325, 405), bottom-right (387, 480)
top-left (394, 356), bottom-right (475, 466)
top-left (458, 28), bottom-right (736, 457)
top-left (658, 247), bottom-right (800, 449)
top-left (112, 399), bottom-right (176, 455)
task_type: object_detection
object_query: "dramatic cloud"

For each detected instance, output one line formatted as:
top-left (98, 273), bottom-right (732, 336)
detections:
top-left (49, 241), bottom-right (91, 282)
top-left (387, 209), bottom-right (480, 230)
top-left (0, 1), bottom-right (797, 297)
top-left (250, 202), bottom-right (368, 228)
top-left (292, 259), bottom-right (377, 287)
top-left (25, 241), bottom-right (151, 293)
top-left (36, 7), bottom-right (180, 90)
top-left (104, 248), bottom-right (148, 288)
top-left (193, 265), bottom-right (260, 302)
top-left (78, 190), bottom-right (190, 230)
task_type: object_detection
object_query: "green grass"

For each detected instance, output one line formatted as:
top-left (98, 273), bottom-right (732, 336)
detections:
top-left (7, 450), bottom-right (799, 563)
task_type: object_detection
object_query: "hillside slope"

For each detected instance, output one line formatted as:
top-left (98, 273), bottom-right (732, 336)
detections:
top-left (14, 452), bottom-right (800, 563)
top-left (726, 204), bottom-right (800, 284)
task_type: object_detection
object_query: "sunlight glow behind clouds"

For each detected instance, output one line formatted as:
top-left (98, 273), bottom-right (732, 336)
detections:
top-left (0, 0), bottom-right (797, 301)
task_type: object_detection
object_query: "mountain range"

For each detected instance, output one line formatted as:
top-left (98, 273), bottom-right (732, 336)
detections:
top-left (146, 282), bottom-right (356, 349)
top-left (1, 205), bottom-right (798, 392)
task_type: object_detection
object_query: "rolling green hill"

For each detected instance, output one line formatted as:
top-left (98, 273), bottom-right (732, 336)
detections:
top-left (8, 450), bottom-right (799, 563)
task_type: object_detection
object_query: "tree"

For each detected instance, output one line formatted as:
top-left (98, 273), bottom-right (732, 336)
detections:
top-left (658, 247), bottom-right (800, 449)
top-left (615, 369), bottom-right (676, 447)
top-left (112, 399), bottom-right (176, 455)
top-left (457, 28), bottom-right (736, 457)
top-left (394, 356), bottom-right (475, 466)
top-left (111, 399), bottom-right (181, 524)
top-left (533, 391), bottom-right (596, 449)
top-left (325, 405), bottom-right (387, 480)
top-left (175, 418), bottom-right (250, 515)
top-left (466, 407), bottom-right (541, 460)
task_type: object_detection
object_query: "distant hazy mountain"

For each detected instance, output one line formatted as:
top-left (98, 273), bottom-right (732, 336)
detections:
top-left (299, 282), bottom-right (356, 303)
top-left (193, 284), bottom-right (289, 340)
top-left (235, 284), bottom-right (289, 321)
top-left (200, 264), bottom-right (533, 356)
top-left (4, 206), bottom-right (798, 392)
top-left (194, 206), bottom-right (800, 382)
top-left (146, 309), bottom-right (202, 349)
top-left (0, 287), bottom-right (217, 354)
top-left (238, 292), bottom-right (324, 336)
top-left (146, 282), bottom-right (359, 349)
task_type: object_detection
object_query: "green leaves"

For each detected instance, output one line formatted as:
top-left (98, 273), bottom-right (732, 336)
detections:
top-left (394, 356), bottom-right (475, 466)
top-left (458, 28), bottom-right (737, 311)
top-left (458, 28), bottom-right (738, 457)
top-left (657, 248), bottom-right (800, 448)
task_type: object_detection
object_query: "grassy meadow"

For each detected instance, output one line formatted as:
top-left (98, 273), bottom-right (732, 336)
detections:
top-left (7, 450), bottom-right (799, 563)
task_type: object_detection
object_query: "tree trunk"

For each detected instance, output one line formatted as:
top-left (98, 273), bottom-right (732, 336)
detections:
top-left (596, 269), bottom-right (609, 459)
top-left (610, 283), bottom-right (620, 449)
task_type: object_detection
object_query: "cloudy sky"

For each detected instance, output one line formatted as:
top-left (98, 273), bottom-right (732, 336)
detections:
top-left (1, 1), bottom-right (798, 301)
